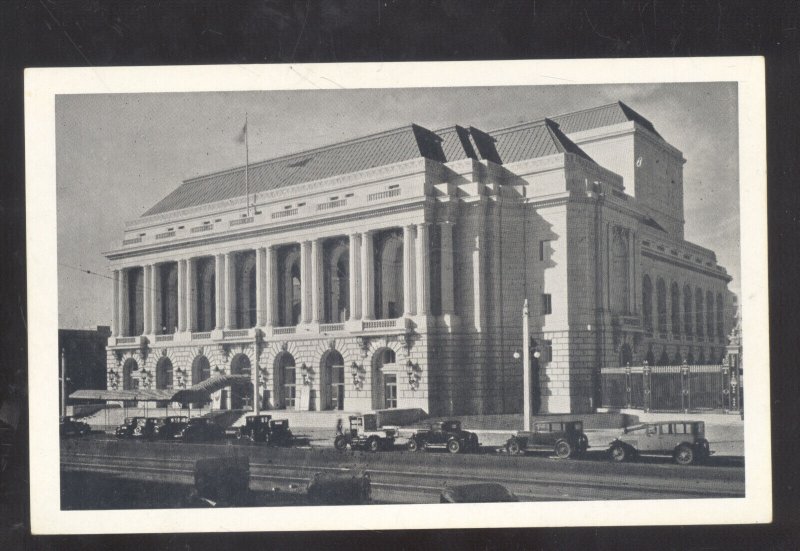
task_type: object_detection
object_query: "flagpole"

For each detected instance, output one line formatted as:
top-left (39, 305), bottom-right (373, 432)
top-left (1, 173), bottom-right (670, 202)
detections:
top-left (244, 113), bottom-right (250, 216)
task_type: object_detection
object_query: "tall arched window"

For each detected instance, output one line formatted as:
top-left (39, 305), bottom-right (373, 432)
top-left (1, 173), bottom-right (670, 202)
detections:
top-left (670, 282), bottom-right (681, 336)
top-left (235, 251), bottom-right (257, 329)
top-left (706, 291), bottom-right (715, 341)
top-left (642, 275), bottom-right (653, 333)
top-left (375, 230), bottom-right (404, 319)
top-left (127, 267), bottom-right (144, 336)
top-left (656, 278), bottom-right (667, 334)
top-left (278, 246), bottom-right (302, 326)
top-left (196, 257), bottom-right (216, 332)
top-left (610, 227), bottom-right (630, 313)
top-left (155, 356), bottom-right (173, 390)
top-left (273, 352), bottom-right (296, 409)
top-left (695, 288), bottom-right (705, 338)
top-left (161, 262), bottom-right (179, 333)
top-left (716, 293), bottom-right (725, 340)
top-left (683, 284), bottom-right (693, 335)
top-left (324, 238), bottom-right (350, 323)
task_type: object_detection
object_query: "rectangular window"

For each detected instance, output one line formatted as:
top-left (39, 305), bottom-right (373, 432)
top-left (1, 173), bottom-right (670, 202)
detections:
top-left (384, 374), bottom-right (397, 409)
top-left (539, 240), bottom-right (552, 261)
top-left (543, 340), bottom-right (553, 362)
top-left (541, 294), bottom-right (552, 315)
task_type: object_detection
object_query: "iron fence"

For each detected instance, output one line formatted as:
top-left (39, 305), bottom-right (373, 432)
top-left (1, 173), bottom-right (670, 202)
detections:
top-left (600, 362), bottom-right (741, 413)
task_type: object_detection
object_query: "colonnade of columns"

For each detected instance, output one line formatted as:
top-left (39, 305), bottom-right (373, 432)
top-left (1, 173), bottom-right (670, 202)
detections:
top-left (111, 221), bottom-right (457, 337)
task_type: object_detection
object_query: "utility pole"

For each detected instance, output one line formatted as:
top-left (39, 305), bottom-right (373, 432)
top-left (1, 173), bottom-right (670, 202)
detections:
top-left (522, 299), bottom-right (531, 431)
top-left (61, 348), bottom-right (67, 418)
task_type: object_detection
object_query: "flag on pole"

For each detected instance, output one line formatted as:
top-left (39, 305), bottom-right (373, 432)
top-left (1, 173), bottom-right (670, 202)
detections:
top-left (236, 120), bottom-right (247, 144)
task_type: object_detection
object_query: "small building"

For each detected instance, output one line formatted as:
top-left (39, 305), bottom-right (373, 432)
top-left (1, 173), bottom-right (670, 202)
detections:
top-left (102, 101), bottom-right (733, 415)
top-left (59, 326), bottom-right (111, 412)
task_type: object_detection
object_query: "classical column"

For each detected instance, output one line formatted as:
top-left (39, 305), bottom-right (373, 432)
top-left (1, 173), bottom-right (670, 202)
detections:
top-left (186, 258), bottom-right (196, 332)
top-left (177, 260), bottom-right (186, 332)
top-left (266, 246), bottom-right (277, 326)
top-left (440, 222), bottom-right (455, 315)
top-left (151, 264), bottom-right (161, 334)
top-left (111, 269), bottom-right (120, 336)
top-left (403, 225), bottom-right (416, 316)
top-left (311, 239), bottom-right (323, 323)
top-left (348, 233), bottom-right (361, 320)
top-left (415, 223), bottom-right (430, 316)
top-left (300, 241), bottom-right (312, 323)
top-left (255, 247), bottom-right (266, 327)
top-left (361, 231), bottom-right (375, 320)
top-left (142, 265), bottom-right (151, 335)
top-left (119, 269), bottom-right (129, 336)
top-left (215, 254), bottom-right (225, 330)
top-left (224, 252), bottom-right (235, 329)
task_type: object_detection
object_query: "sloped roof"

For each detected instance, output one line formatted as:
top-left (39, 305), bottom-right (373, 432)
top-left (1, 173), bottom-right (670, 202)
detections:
top-left (489, 118), bottom-right (593, 164)
top-left (551, 100), bottom-right (662, 138)
top-left (144, 124), bottom-right (446, 216)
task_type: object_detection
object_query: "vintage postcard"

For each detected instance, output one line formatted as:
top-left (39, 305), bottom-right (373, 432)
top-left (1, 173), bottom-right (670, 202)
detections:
top-left (25, 58), bottom-right (768, 533)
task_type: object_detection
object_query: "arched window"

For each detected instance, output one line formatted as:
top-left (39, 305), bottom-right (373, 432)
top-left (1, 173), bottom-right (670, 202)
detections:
top-left (687, 350), bottom-right (695, 365)
top-left (716, 293), bottom-right (725, 340)
top-left (235, 251), bottom-right (257, 329)
top-left (196, 257), bottom-right (216, 332)
top-left (671, 282), bottom-right (681, 336)
top-left (610, 228), bottom-right (630, 313)
top-left (642, 275), bottom-right (653, 333)
top-left (372, 348), bottom-right (397, 410)
top-left (375, 230), bottom-right (404, 319)
top-left (321, 350), bottom-right (345, 411)
top-left (695, 288), bottom-right (704, 338)
top-left (191, 355), bottom-right (211, 386)
top-left (127, 267), bottom-right (144, 336)
top-left (683, 284), bottom-right (693, 335)
top-left (155, 356), bottom-right (173, 390)
top-left (706, 291), bottom-right (715, 341)
top-left (122, 358), bottom-right (138, 390)
top-left (278, 246), bottom-right (302, 326)
top-left (656, 278), bottom-right (667, 334)
top-left (324, 239), bottom-right (350, 323)
top-left (161, 262), bottom-right (179, 334)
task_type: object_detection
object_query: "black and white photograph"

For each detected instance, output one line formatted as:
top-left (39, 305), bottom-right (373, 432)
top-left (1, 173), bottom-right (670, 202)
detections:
top-left (25, 59), bottom-right (769, 533)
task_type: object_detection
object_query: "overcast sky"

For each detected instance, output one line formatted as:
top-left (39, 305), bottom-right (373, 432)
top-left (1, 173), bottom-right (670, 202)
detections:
top-left (56, 83), bottom-right (739, 329)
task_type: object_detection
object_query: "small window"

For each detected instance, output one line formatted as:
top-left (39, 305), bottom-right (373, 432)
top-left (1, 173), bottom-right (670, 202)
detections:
top-left (541, 294), bottom-right (552, 315)
top-left (539, 240), bottom-right (551, 261)
top-left (542, 340), bottom-right (553, 362)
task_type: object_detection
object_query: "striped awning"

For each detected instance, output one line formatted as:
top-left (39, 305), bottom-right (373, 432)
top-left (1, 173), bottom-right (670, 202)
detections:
top-left (69, 374), bottom-right (251, 403)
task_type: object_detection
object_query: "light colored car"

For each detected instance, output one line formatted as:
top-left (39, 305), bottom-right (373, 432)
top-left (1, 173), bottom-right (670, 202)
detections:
top-left (608, 421), bottom-right (711, 465)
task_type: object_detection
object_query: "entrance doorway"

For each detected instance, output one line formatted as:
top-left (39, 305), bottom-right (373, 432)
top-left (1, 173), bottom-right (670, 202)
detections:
top-left (371, 348), bottom-right (397, 410)
top-left (229, 353), bottom-right (253, 410)
top-left (321, 350), bottom-right (345, 411)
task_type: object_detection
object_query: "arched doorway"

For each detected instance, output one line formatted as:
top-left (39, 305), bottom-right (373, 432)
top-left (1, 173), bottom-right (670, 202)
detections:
top-left (229, 353), bottom-right (253, 410)
top-left (320, 350), bottom-right (345, 411)
top-left (122, 358), bottom-right (138, 390)
top-left (155, 356), bottom-right (173, 389)
top-left (273, 352), bottom-right (296, 409)
top-left (371, 348), bottom-right (397, 410)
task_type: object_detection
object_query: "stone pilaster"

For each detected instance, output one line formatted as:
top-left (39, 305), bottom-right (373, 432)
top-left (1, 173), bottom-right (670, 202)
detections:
top-left (300, 241), bottom-right (312, 324)
top-left (224, 252), bottom-right (235, 330)
top-left (186, 258), bottom-right (196, 332)
top-left (215, 254), bottom-right (225, 330)
top-left (255, 247), bottom-right (265, 327)
top-left (403, 224), bottom-right (416, 316)
top-left (415, 223), bottom-right (430, 316)
top-left (348, 233), bottom-right (361, 321)
top-left (266, 246), bottom-right (277, 326)
top-left (311, 239), bottom-right (323, 323)
top-left (111, 269), bottom-right (120, 336)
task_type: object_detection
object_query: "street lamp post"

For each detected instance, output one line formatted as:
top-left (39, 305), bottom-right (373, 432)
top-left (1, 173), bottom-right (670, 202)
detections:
top-left (522, 299), bottom-right (531, 431)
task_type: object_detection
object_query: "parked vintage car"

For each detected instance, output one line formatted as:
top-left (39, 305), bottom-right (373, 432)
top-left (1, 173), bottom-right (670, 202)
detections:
top-left (505, 420), bottom-right (589, 459)
top-left (153, 416), bottom-right (189, 439)
top-left (176, 418), bottom-right (226, 443)
top-left (60, 416), bottom-right (91, 437)
top-left (229, 415), bottom-right (293, 446)
top-left (333, 414), bottom-right (396, 452)
top-left (440, 483), bottom-right (519, 503)
top-left (131, 417), bottom-right (159, 439)
top-left (607, 420), bottom-right (712, 465)
top-left (115, 417), bottom-right (142, 438)
top-left (406, 420), bottom-right (479, 454)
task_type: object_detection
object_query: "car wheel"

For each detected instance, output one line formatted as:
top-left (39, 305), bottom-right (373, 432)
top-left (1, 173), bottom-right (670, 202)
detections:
top-left (334, 435), bottom-right (348, 451)
top-left (447, 438), bottom-right (462, 454)
top-left (507, 439), bottom-right (522, 456)
top-left (368, 437), bottom-right (380, 453)
top-left (555, 440), bottom-right (573, 459)
top-left (674, 444), bottom-right (695, 465)
top-left (609, 443), bottom-right (628, 462)
top-left (235, 429), bottom-right (244, 440)
top-left (407, 438), bottom-right (420, 452)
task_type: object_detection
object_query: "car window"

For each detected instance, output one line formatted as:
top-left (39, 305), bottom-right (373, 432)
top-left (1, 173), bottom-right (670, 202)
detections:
top-left (646, 425), bottom-right (658, 435)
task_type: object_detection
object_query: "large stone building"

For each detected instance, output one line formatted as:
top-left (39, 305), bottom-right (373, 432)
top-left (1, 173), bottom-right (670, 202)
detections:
top-left (103, 101), bottom-right (733, 415)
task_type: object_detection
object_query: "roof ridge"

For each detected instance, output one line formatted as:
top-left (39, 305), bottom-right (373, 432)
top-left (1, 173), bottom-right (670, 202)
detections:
top-left (183, 123), bottom-right (422, 185)
top-left (548, 101), bottom-right (623, 121)
top-left (486, 117), bottom-right (552, 136)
